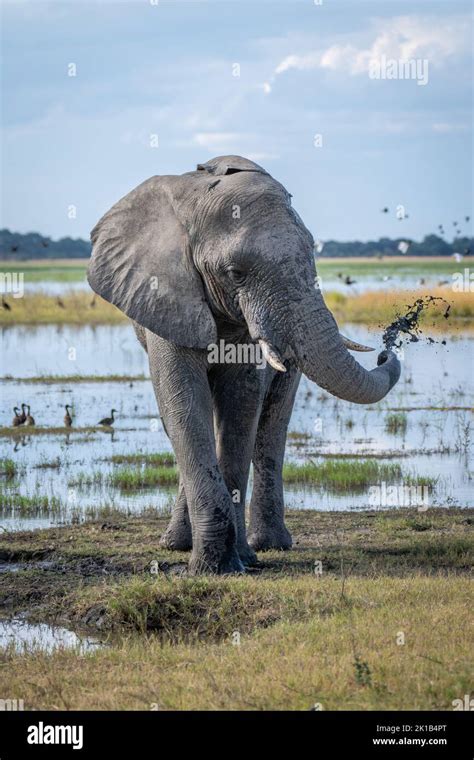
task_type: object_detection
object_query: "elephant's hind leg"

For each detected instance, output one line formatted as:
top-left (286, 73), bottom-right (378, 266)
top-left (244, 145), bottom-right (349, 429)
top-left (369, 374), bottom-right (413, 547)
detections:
top-left (248, 362), bottom-right (301, 551)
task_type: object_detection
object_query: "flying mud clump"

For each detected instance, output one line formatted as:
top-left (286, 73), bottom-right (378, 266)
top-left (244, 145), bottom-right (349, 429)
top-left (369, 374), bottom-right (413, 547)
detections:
top-left (382, 295), bottom-right (451, 350)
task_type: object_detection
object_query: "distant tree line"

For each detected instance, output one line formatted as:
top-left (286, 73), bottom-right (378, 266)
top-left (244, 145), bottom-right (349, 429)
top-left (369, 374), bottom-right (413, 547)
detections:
top-left (0, 229), bottom-right (91, 260)
top-left (318, 234), bottom-right (472, 258)
top-left (0, 228), bottom-right (472, 260)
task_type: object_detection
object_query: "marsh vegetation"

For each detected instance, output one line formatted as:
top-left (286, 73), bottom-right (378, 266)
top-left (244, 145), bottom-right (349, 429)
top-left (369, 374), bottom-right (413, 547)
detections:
top-left (0, 256), bottom-right (472, 710)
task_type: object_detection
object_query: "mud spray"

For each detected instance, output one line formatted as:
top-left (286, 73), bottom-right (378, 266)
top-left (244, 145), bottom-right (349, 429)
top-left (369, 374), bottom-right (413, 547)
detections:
top-left (382, 295), bottom-right (451, 350)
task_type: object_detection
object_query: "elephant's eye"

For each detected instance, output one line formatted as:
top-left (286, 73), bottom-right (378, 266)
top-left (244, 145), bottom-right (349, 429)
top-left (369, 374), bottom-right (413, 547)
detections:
top-left (227, 267), bottom-right (246, 285)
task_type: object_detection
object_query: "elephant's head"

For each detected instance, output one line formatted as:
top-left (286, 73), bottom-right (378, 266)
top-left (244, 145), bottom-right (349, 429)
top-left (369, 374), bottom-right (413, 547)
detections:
top-left (88, 155), bottom-right (400, 403)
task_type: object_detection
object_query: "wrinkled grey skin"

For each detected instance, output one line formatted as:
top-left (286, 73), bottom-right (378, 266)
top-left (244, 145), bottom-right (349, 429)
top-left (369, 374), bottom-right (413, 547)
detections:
top-left (88, 155), bottom-right (401, 574)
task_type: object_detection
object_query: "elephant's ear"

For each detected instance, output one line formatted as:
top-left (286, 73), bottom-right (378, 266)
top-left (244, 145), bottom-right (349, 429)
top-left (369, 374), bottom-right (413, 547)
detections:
top-left (196, 155), bottom-right (269, 176)
top-left (87, 176), bottom-right (217, 350)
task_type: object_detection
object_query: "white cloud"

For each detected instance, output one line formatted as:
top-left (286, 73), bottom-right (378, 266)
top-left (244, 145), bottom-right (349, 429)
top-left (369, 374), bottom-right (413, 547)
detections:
top-left (275, 52), bottom-right (320, 74)
top-left (274, 14), bottom-right (471, 78)
top-left (432, 122), bottom-right (470, 134)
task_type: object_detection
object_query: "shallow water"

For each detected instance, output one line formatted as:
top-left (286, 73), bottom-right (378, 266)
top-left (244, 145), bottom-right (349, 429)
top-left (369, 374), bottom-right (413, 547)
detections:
top-left (0, 321), bottom-right (472, 531)
top-left (21, 262), bottom-right (460, 296)
top-left (0, 617), bottom-right (101, 653)
top-left (1, 324), bottom-right (148, 377)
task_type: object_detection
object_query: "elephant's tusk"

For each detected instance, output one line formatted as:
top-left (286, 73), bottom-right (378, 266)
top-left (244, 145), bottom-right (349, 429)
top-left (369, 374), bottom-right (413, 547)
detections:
top-left (258, 339), bottom-right (287, 372)
top-left (340, 333), bottom-right (375, 352)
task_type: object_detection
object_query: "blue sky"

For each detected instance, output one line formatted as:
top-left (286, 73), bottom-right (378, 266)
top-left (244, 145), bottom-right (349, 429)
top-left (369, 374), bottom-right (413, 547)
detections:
top-left (1, 0), bottom-right (472, 243)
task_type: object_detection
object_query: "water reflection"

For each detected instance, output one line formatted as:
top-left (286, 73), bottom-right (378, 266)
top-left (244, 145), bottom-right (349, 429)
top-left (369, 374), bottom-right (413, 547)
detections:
top-left (0, 617), bottom-right (102, 653)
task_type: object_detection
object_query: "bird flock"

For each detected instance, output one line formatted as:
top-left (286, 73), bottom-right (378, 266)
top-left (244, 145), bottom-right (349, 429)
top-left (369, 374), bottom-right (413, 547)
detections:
top-left (12, 404), bottom-right (35, 427)
top-left (10, 404), bottom-right (118, 429)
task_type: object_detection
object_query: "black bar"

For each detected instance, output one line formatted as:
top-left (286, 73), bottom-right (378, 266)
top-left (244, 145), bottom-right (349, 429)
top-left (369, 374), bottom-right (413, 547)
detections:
top-left (0, 710), bottom-right (472, 758)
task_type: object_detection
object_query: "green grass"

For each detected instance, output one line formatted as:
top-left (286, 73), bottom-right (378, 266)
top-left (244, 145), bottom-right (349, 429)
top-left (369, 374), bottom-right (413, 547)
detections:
top-left (34, 458), bottom-right (61, 470)
top-left (1, 286), bottom-right (473, 328)
top-left (317, 256), bottom-right (463, 279)
top-left (0, 459), bottom-right (17, 480)
top-left (314, 450), bottom-right (413, 459)
top-left (385, 413), bottom-right (408, 434)
top-left (0, 490), bottom-right (61, 513)
top-left (68, 456), bottom-right (177, 488)
top-left (282, 459), bottom-right (402, 491)
top-left (0, 508), bottom-right (471, 710)
top-left (68, 471), bottom-right (105, 488)
top-left (0, 259), bottom-right (88, 282)
top-left (403, 474), bottom-right (438, 488)
top-left (324, 287), bottom-right (473, 328)
top-left (0, 374), bottom-right (148, 384)
top-left (108, 453), bottom-right (175, 466)
top-left (287, 432), bottom-right (312, 441)
top-left (0, 291), bottom-right (125, 325)
top-left (0, 257), bottom-right (461, 284)
top-left (110, 466), bottom-right (179, 490)
top-left (0, 580), bottom-right (470, 710)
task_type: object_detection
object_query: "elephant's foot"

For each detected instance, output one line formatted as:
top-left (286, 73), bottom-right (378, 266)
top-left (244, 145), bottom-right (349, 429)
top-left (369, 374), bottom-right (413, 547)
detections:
top-left (188, 543), bottom-right (245, 575)
top-left (237, 542), bottom-right (259, 567)
top-left (248, 522), bottom-right (292, 552)
top-left (160, 519), bottom-right (192, 551)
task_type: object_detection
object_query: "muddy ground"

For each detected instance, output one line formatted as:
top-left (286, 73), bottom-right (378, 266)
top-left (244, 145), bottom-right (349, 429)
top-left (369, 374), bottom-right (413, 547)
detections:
top-left (0, 508), bottom-right (472, 637)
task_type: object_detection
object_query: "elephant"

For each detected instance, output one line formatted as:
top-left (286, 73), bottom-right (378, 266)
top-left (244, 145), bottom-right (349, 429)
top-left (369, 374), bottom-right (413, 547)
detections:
top-left (87, 155), bottom-right (401, 575)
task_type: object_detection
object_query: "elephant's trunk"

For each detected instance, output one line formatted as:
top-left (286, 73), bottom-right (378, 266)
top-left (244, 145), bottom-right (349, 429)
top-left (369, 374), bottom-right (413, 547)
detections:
top-left (243, 287), bottom-right (401, 404)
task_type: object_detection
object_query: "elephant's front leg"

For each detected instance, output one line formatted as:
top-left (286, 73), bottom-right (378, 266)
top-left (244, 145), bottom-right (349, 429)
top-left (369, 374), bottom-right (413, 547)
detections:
top-left (147, 332), bottom-right (244, 575)
top-left (159, 477), bottom-right (192, 550)
top-left (248, 361), bottom-right (301, 551)
top-left (211, 363), bottom-right (267, 567)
